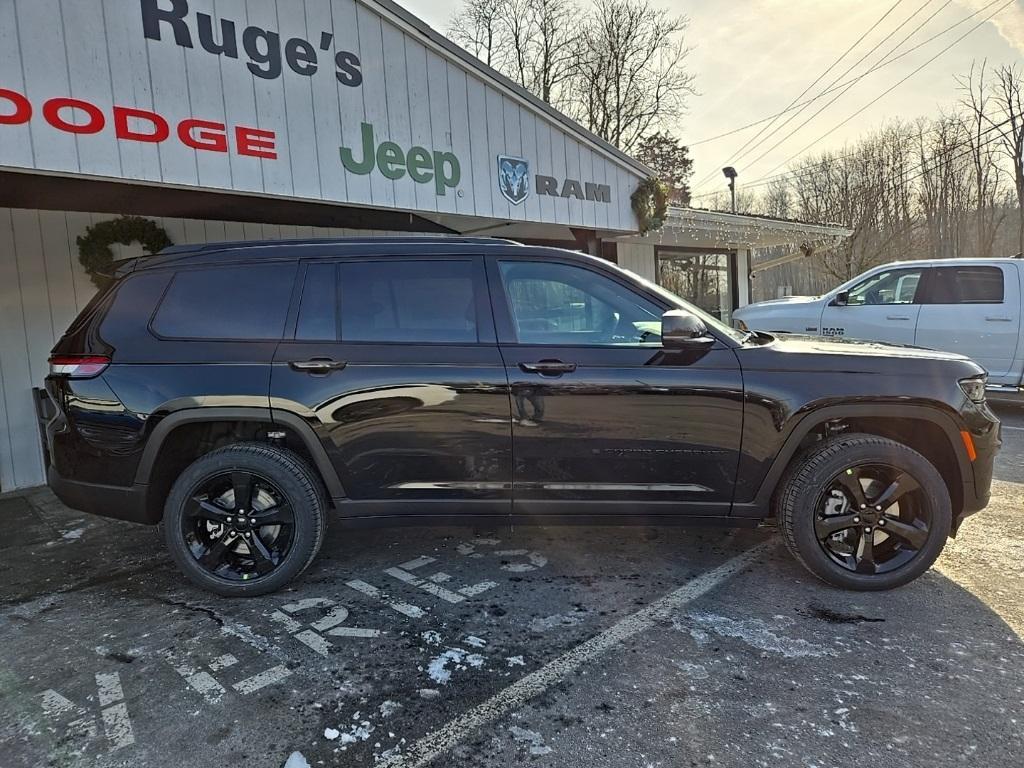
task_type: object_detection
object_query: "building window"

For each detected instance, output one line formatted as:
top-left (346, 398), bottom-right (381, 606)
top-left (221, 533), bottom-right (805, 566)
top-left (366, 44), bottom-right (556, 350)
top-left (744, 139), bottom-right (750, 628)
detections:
top-left (656, 250), bottom-right (736, 323)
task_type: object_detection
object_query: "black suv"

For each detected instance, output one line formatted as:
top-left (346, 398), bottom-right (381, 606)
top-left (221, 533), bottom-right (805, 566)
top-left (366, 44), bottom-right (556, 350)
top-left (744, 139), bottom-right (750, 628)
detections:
top-left (45, 237), bottom-right (999, 596)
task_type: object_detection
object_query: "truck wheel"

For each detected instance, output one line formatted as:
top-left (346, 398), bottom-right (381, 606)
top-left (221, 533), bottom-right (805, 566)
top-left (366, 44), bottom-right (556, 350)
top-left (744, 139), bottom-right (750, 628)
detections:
top-left (163, 442), bottom-right (326, 597)
top-left (777, 434), bottom-right (951, 591)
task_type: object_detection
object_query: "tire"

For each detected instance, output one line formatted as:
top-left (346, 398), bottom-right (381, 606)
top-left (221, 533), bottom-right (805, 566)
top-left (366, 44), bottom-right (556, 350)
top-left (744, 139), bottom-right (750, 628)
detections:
top-left (163, 442), bottom-right (326, 597)
top-left (777, 433), bottom-right (951, 591)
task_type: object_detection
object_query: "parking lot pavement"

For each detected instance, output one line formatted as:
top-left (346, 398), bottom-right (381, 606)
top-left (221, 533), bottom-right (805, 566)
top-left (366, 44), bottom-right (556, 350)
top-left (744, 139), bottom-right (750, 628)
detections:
top-left (1, 407), bottom-right (1022, 768)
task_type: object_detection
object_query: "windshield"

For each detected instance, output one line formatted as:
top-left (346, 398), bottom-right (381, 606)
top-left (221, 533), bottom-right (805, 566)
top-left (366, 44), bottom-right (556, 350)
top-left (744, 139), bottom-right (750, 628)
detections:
top-left (619, 266), bottom-right (750, 343)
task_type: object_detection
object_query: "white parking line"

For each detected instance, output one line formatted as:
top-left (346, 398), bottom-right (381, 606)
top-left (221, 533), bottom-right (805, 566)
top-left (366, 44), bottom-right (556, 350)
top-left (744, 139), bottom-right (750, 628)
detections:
top-left (232, 665), bottom-right (292, 695)
top-left (377, 539), bottom-right (774, 768)
top-left (346, 579), bottom-right (426, 619)
top-left (384, 567), bottom-right (467, 604)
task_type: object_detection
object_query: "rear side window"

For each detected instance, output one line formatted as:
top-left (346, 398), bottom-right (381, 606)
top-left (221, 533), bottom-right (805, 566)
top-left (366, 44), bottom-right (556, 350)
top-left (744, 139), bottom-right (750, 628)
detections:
top-left (152, 263), bottom-right (297, 340)
top-left (924, 266), bottom-right (1004, 304)
top-left (338, 260), bottom-right (478, 343)
top-left (295, 263), bottom-right (338, 340)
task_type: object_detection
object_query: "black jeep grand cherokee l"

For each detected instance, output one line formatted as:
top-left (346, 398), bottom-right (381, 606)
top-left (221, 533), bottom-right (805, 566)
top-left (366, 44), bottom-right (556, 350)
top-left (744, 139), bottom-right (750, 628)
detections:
top-left (45, 237), bottom-right (999, 596)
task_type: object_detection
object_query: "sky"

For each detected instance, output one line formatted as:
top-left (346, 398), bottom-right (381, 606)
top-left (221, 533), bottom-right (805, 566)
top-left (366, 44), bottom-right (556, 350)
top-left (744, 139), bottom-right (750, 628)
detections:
top-left (397, 0), bottom-right (1024, 198)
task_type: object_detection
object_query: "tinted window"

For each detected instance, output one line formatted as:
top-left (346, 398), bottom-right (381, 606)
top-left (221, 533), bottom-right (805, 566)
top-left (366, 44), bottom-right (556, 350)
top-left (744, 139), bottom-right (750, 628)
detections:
top-left (339, 260), bottom-right (478, 343)
top-left (295, 263), bottom-right (337, 340)
top-left (151, 263), bottom-right (297, 340)
top-left (923, 266), bottom-right (1005, 304)
top-left (499, 260), bottom-right (662, 345)
top-left (846, 268), bottom-right (922, 306)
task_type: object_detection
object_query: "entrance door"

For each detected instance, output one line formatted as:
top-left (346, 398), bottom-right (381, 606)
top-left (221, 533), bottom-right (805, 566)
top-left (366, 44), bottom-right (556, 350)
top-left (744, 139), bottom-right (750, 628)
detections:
top-left (819, 266), bottom-right (924, 344)
top-left (270, 257), bottom-right (512, 516)
top-left (487, 255), bottom-right (744, 517)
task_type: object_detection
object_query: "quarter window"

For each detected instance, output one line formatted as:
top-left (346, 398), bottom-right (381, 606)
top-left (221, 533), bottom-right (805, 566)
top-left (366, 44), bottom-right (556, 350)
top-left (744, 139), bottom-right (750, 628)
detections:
top-left (338, 260), bottom-right (478, 343)
top-left (152, 263), bottom-right (297, 340)
top-left (498, 260), bottom-right (662, 345)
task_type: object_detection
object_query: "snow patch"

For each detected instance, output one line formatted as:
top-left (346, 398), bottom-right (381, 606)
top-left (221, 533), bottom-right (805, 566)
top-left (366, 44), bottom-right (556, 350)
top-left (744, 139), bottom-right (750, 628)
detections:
top-left (324, 728), bottom-right (340, 741)
top-left (421, 630), bottom-right (442, 646)
top-left (464, 635), bottom-right (487, 648)
top-left (506, 655), bottom-right (525, 667)
top-left (379, 700), bottom-right (401, 718)
top-left (427, 648), bottom-right (485, 684)
top-left (676, 612), bottom-right (835, 658)
top-left (282, 751), bottom-right (311, 768)
top-left (61, 528), bottom-right (85, 540)
top-left (528, 613), bottom-right (583, 633)
top-left (509, 725), bottom-right (553, 756)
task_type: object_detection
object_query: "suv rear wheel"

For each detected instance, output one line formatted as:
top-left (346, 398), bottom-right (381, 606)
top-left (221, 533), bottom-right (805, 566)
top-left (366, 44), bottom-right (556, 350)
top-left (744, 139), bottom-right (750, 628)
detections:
top-left (777, 434), bottom-right (951, 590)
top-left (163, 442), bottom-right (326, 596)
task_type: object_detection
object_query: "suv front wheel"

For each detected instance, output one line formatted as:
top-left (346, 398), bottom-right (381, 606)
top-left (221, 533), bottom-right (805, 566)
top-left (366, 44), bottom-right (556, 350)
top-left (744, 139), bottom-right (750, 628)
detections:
top-left (163, 443), bottom-right (326, 597)
top-left (777, 434), bottom-right (952, 591)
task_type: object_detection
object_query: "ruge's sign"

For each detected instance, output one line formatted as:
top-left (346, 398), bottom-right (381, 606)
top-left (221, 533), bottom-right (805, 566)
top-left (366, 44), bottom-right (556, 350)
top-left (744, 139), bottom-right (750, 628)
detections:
top-left (0, 0), bottom-right (640, 230)
top-left (141, 0), bottom-right (363, 85)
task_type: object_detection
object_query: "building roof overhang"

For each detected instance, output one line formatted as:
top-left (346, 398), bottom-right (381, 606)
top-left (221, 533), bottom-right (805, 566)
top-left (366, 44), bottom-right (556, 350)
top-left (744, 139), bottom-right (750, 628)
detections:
top-left (615, 207), bottom-right (853, 251)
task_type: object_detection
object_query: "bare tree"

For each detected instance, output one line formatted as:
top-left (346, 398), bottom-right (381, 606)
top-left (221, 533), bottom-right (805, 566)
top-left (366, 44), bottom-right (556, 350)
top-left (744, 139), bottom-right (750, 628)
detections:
top-left (448, 0), bottom-right (579, 107)
top-left (448, 0), bottom-right (506, 68)
top-left (567, 0), bottom-right (695, 152)
top-left (961, 62), bottom-right (1024, 256)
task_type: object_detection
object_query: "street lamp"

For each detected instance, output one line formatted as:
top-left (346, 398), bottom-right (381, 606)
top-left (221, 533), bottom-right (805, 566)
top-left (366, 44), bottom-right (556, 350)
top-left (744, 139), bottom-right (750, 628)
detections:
top-left (722, 166), bottom-right (738, 213)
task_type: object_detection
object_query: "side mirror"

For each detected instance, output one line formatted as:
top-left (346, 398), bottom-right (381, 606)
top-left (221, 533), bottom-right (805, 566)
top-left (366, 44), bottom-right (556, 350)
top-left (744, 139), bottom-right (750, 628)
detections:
top-left (661, 309), bottom-right (710, 348)
top-left (831, 291), bottom-right (849, 307)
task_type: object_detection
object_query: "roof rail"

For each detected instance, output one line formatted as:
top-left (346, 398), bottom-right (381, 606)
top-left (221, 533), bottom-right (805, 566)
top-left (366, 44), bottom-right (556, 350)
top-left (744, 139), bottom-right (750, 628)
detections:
top-left (158, 235), bottom-right (521, 255)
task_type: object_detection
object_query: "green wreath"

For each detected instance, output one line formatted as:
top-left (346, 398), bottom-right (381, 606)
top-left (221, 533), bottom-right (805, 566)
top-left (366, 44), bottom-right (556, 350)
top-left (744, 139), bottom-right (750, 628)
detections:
top-left (630, 177), bottom-right (669, 235)
top-left (77, 215), bottom-right (173, 288)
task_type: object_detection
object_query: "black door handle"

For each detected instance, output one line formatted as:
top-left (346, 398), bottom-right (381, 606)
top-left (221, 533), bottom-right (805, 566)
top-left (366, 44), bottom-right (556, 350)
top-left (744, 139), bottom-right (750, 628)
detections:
top-left (289, 358), bottom-right (347, 374)
top-left (519, 360), bottom-right (577, 375)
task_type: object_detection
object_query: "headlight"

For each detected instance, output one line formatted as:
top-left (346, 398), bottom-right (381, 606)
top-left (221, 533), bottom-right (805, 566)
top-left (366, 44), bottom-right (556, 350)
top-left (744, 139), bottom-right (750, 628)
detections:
top-left (736, 319), bottom-right (749, 332)
top-left (959, 375), bottom-right (987, 403)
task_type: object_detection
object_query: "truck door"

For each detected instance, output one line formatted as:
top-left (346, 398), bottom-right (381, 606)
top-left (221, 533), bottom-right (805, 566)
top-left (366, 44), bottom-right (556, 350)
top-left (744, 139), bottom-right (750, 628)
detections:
top-left (818, 266), bottom-right (924, 344)
top-left (915, 264), bottom-right (1021, 385)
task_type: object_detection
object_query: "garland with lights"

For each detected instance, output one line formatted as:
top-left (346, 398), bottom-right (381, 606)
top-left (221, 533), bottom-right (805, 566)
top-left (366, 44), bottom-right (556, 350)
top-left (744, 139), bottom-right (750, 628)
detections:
top-left (631, 177), bottom-right (669, 234)
top-left (77, 216), bottom-right (173, 288)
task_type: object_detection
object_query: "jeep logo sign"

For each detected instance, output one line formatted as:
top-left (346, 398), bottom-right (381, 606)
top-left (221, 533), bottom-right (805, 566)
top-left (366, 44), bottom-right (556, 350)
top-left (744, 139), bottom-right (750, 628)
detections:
top-left (340, 123), bottom-right (461, 196)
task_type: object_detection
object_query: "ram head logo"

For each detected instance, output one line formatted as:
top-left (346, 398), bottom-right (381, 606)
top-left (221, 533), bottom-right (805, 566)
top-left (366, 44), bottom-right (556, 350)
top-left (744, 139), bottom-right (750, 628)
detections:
top-left (497, 155), bottom-right (530, 205)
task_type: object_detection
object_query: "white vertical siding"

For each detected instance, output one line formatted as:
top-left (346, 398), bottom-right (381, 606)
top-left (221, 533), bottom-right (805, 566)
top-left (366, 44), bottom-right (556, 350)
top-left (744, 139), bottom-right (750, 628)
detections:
top-left (0, 207), bottom-right (426, 492)
top-left (1, 0), bottom-right (641, 230)
top-left (617, 242), bottom-right (656, 282)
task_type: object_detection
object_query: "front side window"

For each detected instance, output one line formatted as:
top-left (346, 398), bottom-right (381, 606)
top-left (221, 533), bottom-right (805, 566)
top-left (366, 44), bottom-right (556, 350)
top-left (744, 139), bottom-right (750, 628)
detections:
top-left (152, 263), bottom-right (297, 340)
top-left (338, 260), bottom-right (478, 343)
top-left (499, 260), bottom-right (662, 345)
top-left (846, 268), bottom-right (923, 306)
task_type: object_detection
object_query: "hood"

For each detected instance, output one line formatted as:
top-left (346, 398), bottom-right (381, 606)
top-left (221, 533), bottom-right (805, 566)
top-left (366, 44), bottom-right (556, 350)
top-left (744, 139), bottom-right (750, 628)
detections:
top-left (738, 295), bottom-right (820, 310)
top-left (765, 333), bottom-right (970, 361)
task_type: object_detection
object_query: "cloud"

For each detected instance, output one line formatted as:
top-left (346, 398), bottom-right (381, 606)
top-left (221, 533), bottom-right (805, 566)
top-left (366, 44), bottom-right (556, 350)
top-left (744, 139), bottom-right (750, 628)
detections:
top-left (958, 0), bottom-right (1024, 53)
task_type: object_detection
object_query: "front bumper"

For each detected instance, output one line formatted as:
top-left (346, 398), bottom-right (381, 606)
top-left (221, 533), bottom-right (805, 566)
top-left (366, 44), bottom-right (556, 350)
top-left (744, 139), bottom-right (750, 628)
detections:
top-left (953, 400), bottom-right (1001, 532)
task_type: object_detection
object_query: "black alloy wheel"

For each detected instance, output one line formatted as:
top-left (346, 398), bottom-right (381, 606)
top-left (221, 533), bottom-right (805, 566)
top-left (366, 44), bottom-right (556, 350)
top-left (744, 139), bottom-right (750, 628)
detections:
top-left (814, 463), bottom-right (930, 576)
top-left (164, 443), bottom-right (325, 596)
top-left (182, 470), bottom-right (295, 582)
top-left (778, 434), bottom-right (951, 591)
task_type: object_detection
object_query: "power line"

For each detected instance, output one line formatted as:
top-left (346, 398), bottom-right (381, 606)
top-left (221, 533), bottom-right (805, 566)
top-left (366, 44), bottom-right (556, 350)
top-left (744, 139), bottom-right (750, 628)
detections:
top-left (687, 0), bottom-right (1006, 151)
top-left (691, 0), bottom-right (909, 190)
top-left (688, 114), bottom-right (1013, 203)
top-left (743, 0), bottom-right (1015, 183)
top-left (696, 0), bottom-right (933, 190)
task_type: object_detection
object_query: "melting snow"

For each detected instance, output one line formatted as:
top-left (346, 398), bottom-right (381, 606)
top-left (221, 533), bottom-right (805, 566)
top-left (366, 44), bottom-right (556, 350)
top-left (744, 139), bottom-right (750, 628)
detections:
top-left (427, 648), bottom-right (485, 684)
top-left (282, 752), bottom-right (311, 768)
top-left (677, 612), bottom-right (836, 658)
top-left (509, 726), bottom-right (553, 756)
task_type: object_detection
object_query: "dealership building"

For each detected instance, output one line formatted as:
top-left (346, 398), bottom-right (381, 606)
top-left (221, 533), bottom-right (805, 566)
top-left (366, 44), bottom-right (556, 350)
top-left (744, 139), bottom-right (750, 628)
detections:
top-left (0, 0), bottom-right (848, 492)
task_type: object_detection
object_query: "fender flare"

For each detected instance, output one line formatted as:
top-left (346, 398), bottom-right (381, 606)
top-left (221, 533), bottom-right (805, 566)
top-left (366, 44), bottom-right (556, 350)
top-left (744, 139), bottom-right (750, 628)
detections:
top-left (134, 407), bottom-right (346, 499)
top-left (736, 402), bottom-right (971, 515)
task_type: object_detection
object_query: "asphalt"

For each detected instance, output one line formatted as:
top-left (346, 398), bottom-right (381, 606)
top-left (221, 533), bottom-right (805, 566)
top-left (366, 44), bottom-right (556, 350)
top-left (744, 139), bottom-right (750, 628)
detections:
top-left (1, 405), bottom-right (1023, 768)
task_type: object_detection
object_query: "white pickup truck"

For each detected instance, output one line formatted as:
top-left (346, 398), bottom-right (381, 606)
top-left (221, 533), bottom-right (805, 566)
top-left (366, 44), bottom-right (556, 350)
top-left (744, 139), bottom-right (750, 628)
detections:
top-left (733, 257), bottom-right (1024, 398)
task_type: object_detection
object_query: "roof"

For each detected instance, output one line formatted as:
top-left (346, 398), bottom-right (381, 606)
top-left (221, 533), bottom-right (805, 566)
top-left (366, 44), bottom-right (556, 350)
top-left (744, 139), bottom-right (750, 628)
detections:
top-left (369, 0), bottom-right (653, 180)
top-left (123, 236), bottom-right (531, 273)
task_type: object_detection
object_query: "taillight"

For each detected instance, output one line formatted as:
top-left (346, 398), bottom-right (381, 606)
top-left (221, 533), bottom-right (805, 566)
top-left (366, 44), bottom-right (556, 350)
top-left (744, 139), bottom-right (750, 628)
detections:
top-left (48, 355), bottom-right (111, 378)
